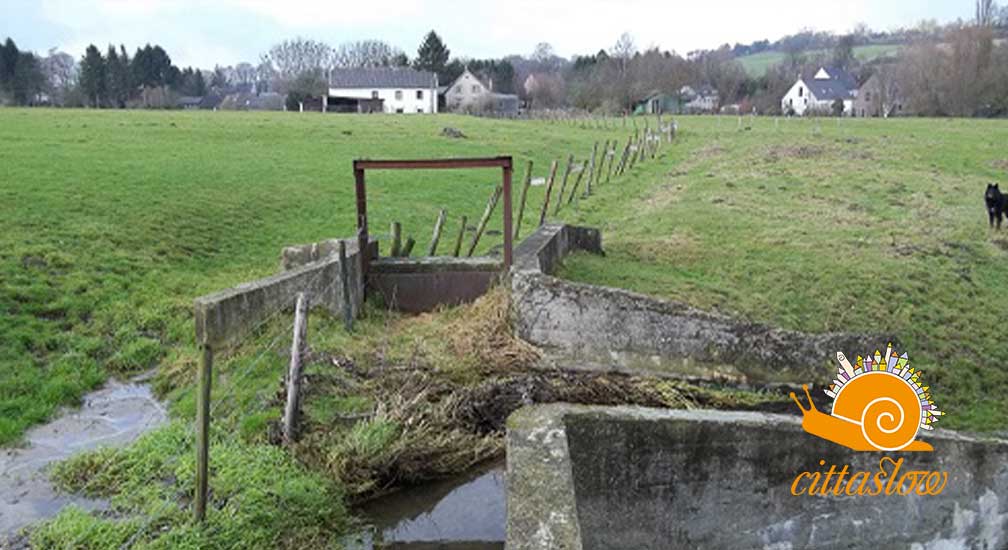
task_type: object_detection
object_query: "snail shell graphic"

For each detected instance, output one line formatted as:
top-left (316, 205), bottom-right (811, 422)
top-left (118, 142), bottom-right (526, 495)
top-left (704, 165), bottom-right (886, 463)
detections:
top-left (790, 344), bottom-right (943, 452)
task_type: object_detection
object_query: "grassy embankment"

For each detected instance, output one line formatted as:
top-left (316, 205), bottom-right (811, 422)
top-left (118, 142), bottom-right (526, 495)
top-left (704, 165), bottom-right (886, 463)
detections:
top-left (6, 110), bottom-right (1008, 547)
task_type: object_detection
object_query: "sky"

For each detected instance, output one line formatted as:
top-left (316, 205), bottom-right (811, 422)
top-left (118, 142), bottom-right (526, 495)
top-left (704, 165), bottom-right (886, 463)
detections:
top-left (0, 0), bottom-right (974, 68)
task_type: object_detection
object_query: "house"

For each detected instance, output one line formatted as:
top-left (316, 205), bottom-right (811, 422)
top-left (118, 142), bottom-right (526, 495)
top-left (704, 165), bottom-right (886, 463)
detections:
top-left (680, 85), bottom-right (719, 113)
top-left (326, 67), bottom-right (438, 114)
top-left (853, 72), bottom-right (906, 118)
top-left (443, 68), bottom-right (520, 116)
top-left (781, 66), bottom-right (859, 116)
top-left (176, 96), bottom-right (203, 110)
top-left (635, 92), bottom-right (682, 115)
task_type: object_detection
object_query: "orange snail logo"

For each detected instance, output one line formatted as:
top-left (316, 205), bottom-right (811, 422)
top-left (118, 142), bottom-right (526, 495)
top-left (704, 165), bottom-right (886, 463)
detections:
top-left (790, 344), bottom-right (944, 452)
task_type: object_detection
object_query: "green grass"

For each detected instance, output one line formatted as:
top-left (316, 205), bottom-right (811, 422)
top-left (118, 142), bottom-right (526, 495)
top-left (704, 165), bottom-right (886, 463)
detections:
top-left (6, 109), bottom-right (1008, 546)
top-left (736, 44), bottom-right (903, 77)
top-left (0, 108), bottom-right (624, 445)
top-left (559, 115), bottom-right (1008, 431)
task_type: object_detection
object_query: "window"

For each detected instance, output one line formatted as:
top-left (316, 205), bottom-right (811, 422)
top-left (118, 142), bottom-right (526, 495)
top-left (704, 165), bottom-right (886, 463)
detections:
top-left (371, 90), bottom-right (378, 99)
top-left (395, 108), bottom-right (403, 113)
top-left (798, 86), bottom-right (803, 97)
top-left (865, 92), bottom-right (872, 102)
top-left (395, 90), bottom-right (403, 100)
top-left (455, 85), bottom-right (461, 93)
top-left (417, 108), bottom-right (423, 113)
top-left (416, 90), bottom-right (423, 100)
top-left (472, 85), bottom-right (479, 93)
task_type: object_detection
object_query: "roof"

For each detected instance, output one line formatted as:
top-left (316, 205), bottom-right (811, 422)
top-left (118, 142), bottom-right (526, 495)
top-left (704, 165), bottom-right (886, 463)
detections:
top-left (801, 66), bottom-right (858, 101)
top-left (329, 67), bottom-right (437, 89)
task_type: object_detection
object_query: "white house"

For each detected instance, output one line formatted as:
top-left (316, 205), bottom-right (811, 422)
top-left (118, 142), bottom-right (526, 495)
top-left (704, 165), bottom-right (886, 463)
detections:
top-left (680, 85), bottom-right (719, 113)
top-left (781, 66), bottom-right (859, 116)
top-left (326, 67), bottom-right (438, 114)
top-left (443, 68), bottom-right (520, 115)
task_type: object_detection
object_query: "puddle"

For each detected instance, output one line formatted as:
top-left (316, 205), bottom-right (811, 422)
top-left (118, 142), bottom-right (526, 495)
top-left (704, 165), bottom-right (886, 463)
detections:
top-left (0, 375), bottom-right (167, 535)
top-left (355, 461), bottom-right (506, 549)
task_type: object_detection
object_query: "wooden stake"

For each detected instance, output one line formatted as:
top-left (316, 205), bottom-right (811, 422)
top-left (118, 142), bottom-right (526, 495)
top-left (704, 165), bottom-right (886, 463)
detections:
top-left (389, 221), bottom-right (401, 257)
top-left (467, 185), bottom-right (502, 256)
top-left (282, 293), bottom-right (308, 445)
top-left (584, 142), bottom-right (598, 196)
top-left (427, 209), bottom-right (447, 256)
top-left (194, 344), bottom-right (213, 523)
top-left (553, 154), bottom-right (574, 214)
top-left (566, 160), bottom-right (588, 205)
top-left (401, 236), bottom-right (415, 257)
top-left (452, 215), bottom-right (467, 257)
top-left (537, 159), bottom-right (559, 225)
top-left (605, 141), bottom-right (617, 183)
top-left (513, 160), bottom-right (534, 240)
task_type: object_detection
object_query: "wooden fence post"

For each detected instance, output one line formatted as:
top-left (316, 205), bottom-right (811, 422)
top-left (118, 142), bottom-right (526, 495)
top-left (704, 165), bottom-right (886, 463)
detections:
top-left (537, 159), bottom-right (560, 225)
top-left (194, 344), bottom-right (213, 523)
top-left (427, 209), bottom-right (447, 256)
top-left (567, 160), bottom-right (588, 205)
top-left (389, 222), bottom-right (401, 257)
top-left (513, 160), bottom-right (534, 240)
top-left (401, 237), bottom-right (415, 257)
top-left (605, 141), bottom-right (617, 183)
top-left (338, 241), bottom-right (353, 332)
top-left (282, 293), bottom-right (308, 445)
top-left (452, 216), bottom-right (467, 257)
top-left (467, 185), bottom-right (503, 256)
top-left (585, 142), bottom-right (598, 196)
top-left (553, 154), bottom-right (574, 213)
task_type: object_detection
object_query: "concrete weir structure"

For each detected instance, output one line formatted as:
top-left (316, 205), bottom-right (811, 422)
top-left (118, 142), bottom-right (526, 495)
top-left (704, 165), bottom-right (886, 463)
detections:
top-left (511, 224), bottom-right (887, 384)
top-left (506, 404), bottom-right (1008, 550)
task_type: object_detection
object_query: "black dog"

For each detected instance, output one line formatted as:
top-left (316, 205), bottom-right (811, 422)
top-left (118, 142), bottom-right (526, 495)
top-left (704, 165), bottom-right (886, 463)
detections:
top-left (986, 184), bottom-right (1006, 229)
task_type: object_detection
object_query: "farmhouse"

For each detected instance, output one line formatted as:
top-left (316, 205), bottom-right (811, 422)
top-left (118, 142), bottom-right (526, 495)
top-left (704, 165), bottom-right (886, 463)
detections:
top-left (443, 68), bottom-right (520, 116)
top-left (853, 72), bottom-right (906, 118)
top-left (326, 67), bottom-right (438, 114)
top-left (635, 92), bottom-right (681, 115)
top-left (781, 66), bottom-right (858, 116)
top-left (681, 85), bottom-right (719, 113)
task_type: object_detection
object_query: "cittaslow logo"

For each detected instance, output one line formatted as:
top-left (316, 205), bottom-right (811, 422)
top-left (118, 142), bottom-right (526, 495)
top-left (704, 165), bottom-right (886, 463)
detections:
top-left (790, 343), bottom-right (943, 452)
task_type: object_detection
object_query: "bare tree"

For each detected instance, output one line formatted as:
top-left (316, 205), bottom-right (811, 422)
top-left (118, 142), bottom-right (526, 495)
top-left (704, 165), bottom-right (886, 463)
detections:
top-left (40, 48), bottom-right (77, 104)
top-left (334, 40), bottom-right (405, 68)
top-left (260, 38), bottom-right (334, 89)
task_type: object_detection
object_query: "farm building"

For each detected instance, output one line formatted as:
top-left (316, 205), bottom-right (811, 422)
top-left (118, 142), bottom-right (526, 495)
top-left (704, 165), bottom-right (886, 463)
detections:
top-left (326, 67), bottom-right (438, 114)
top-left (681, 85), bottom-right (719, 113)
top-left (635, 92), bottom-right (683, 115)
top-left (781, 66), bottom-right (859, 116)
top-left (853, 72), bottom-right (906, 118)
top-left (443, 68), bottom-right (520, 116)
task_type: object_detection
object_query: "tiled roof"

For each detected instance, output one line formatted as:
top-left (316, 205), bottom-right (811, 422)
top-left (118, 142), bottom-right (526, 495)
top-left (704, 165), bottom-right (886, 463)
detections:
top-left (329, 67), bottom-right (437, 89)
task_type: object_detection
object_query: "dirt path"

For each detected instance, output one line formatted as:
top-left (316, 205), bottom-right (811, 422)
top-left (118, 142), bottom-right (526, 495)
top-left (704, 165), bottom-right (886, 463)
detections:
top-left (1, 375), bottom-right (167, 536)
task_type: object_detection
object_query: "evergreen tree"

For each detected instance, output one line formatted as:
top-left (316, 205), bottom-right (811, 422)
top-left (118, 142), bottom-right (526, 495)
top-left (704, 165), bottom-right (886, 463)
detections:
top-left (11, 51), bottom-right (44, 104)
top-left (193, 69), bottom-right (206, 96)
top-left (0, 38), bottom-right (19, 96)
top-left (79, 44), bottom-right (106, 107)
top-left (414, 30), bottom-right (450, 81)
top-left (105, 45), bottom-right (130, 107)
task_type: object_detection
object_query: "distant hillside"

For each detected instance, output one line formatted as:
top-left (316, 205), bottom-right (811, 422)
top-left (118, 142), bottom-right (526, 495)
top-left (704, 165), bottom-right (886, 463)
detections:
top-left (736, 43), bottom-right (903, 77)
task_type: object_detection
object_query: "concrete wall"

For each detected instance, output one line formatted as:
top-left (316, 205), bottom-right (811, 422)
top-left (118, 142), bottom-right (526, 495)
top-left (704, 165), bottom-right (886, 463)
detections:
top-left (507, 404), bottom-right (1008, 550)
top-left (194, 238), bottom-right (374, 348)
top-left (369, 256), bottom-right (502, 313)
top-left (511, 224), bottom-right (885, 384)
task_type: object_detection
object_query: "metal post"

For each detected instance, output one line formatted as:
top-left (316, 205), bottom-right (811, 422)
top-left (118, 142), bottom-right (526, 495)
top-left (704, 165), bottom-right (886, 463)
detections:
top-left (353, 166), bottom-right (368, 294)
top-left (195, 344), bottom-right (213, 523)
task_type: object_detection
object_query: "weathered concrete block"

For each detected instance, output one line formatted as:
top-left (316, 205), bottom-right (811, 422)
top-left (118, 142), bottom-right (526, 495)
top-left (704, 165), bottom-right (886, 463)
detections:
top-left (511, 271), bottom-right (885, 384)
top-left (507, 404), bottom-right (1008, 550)
top-left (194, 238), bottom-right (374, 347)
top-left (368, 256), bottom-right (502, 313)
top-left (513, 223), bottom-right (602, 275)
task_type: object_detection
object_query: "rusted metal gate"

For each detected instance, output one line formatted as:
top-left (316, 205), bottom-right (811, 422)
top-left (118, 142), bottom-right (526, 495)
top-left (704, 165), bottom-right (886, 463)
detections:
top-left (352, 157), bottom-right (514, 299)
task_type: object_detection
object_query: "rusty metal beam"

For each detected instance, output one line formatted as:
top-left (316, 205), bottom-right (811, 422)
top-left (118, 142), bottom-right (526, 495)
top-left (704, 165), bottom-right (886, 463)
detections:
top-left (353, 157), bottom-right (513, 171)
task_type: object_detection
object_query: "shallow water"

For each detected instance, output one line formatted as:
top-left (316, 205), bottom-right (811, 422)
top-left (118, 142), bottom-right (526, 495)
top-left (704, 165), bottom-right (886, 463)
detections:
top-left (0, 375), bottom-right (167, 535)
top-left (356, 461), bottom-right (506, 549)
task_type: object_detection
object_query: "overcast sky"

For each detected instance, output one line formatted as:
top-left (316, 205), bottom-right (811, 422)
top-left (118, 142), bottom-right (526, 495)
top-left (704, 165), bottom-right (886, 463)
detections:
top-left (1, 0), bottom-right (973, 68)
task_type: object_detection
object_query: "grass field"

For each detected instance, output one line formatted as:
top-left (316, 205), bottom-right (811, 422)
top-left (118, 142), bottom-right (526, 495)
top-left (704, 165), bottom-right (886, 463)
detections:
top-left (4, 108), bottom-right (1008, 546)
top-left (736, 43), bottom-right (903, 76)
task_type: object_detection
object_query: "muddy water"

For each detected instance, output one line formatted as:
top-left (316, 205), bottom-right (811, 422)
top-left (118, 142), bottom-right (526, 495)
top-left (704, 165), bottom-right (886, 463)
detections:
top-left (0, 375), bottom-right (167, 535)
top-left (356, 461), bottom-right (507, 549)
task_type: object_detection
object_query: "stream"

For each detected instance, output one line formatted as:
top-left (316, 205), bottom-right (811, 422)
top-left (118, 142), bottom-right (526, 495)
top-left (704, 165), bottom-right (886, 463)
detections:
top-left (353, 461), bottom-right (507, 549)
top-left (0, 374), bottom-right (167, 537)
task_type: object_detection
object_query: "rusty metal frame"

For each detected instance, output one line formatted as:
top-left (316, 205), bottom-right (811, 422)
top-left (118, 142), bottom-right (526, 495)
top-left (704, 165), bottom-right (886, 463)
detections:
top-left (353, 156), bottom-right (514, 292)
